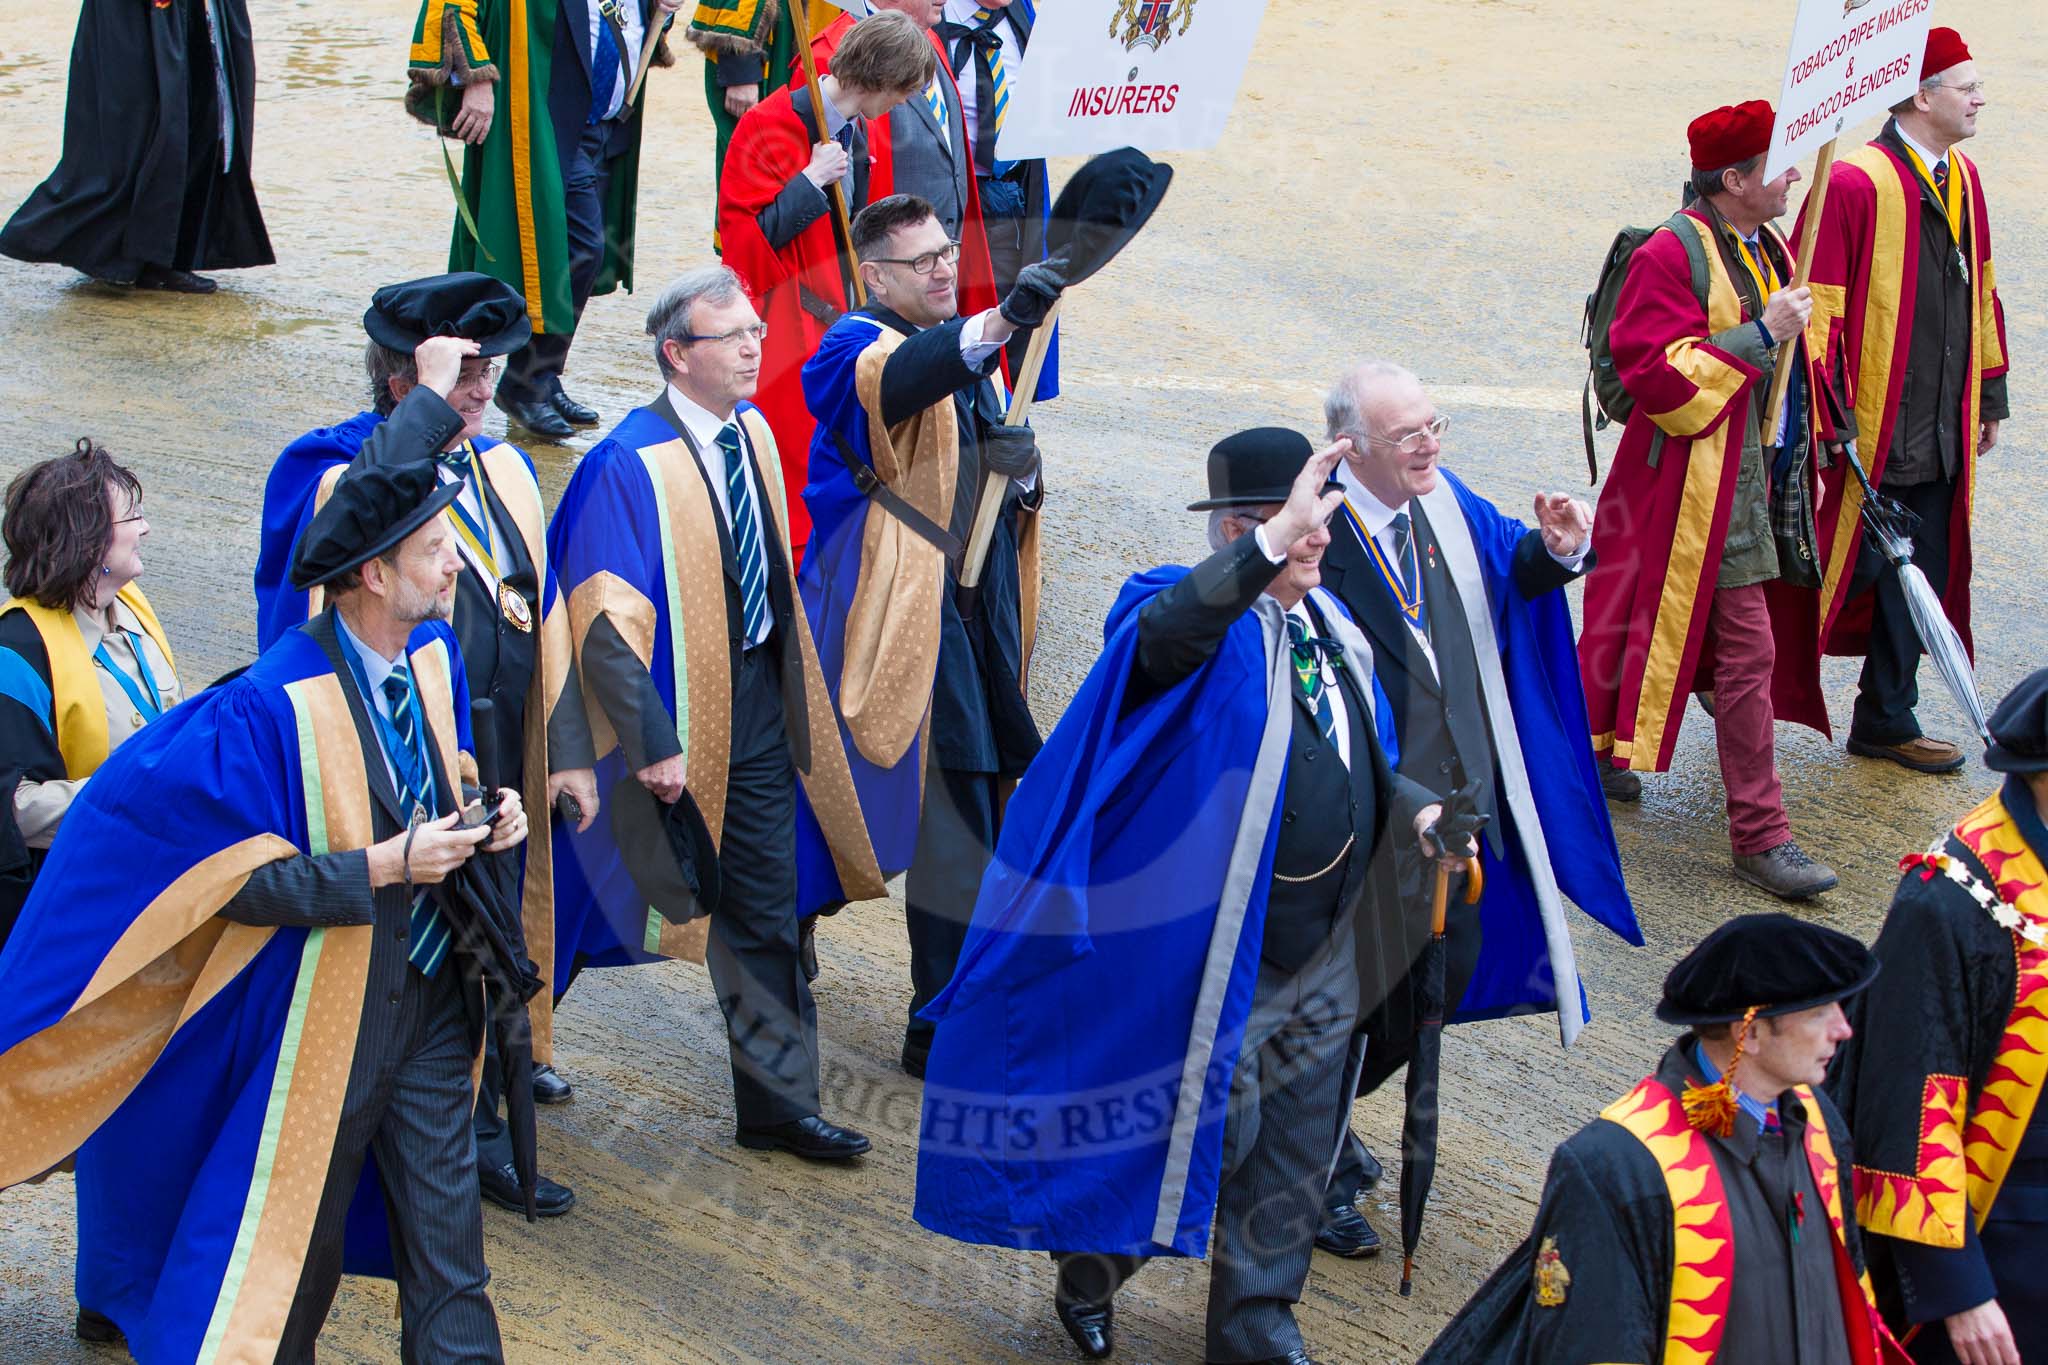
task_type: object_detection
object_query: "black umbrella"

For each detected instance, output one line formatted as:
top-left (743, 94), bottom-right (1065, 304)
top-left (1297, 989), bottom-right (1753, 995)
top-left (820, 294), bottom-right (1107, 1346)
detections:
top-left (1398, 787), bottom-right (1488, 1297)
top-left (431, 699), bottom-right (544, 1220)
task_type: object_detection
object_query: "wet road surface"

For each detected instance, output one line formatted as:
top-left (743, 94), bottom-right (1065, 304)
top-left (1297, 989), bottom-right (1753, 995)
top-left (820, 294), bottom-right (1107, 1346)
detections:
top-left (1, 1), bottom-right (2044, 1360)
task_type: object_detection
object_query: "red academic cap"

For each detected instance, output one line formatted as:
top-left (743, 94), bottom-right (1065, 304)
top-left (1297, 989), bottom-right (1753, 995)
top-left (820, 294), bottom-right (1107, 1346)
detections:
top-left (1921, 27), bottom-right (1971, 81)
top-left (1688, 99), bottom-right (1776, 171)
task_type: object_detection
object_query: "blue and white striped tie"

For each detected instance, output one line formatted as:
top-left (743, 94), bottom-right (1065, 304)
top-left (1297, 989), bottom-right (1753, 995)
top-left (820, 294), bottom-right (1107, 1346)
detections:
top-left (718, 423), bottom-right (770, 643)
top-left (922, 74), bottom-right (950, 149)
top-left (382, 665), bottom-right (450, 977)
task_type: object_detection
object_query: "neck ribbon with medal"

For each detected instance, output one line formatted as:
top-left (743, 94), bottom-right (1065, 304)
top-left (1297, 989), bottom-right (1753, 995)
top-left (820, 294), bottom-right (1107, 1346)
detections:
top-left (442, 442), bottom-right (533, 633)
top-left (1342, 498), bottom-right (1427, 635)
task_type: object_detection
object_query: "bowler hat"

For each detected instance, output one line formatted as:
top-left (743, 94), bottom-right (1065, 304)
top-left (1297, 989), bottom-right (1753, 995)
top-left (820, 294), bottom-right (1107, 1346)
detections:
top-left (1045, 147), bottom-right (1174, 287)
top-left (1655, 912), bottom-right (1878, 1026)
top-left (607, 775), bottom-right (723, 926)
top-left (1186, 427), bottom-right (1334, 511)
top-left (289, 460), bottom-right (464, 591)
top-left (1985, 668), bottom-right (2048, 774)
top-left (364, 272), bottom-right (533, 357)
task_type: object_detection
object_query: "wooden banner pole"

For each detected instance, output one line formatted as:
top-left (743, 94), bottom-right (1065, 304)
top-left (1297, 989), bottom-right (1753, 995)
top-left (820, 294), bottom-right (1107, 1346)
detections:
top-left (787, 1), bottom-right (866, 308)
top-left (1760, 137), bottom-right (1838, 436)
top-left (623, 9), bottom-right (668, 109)
top-left (958, 300), bottom-right (1063, 589)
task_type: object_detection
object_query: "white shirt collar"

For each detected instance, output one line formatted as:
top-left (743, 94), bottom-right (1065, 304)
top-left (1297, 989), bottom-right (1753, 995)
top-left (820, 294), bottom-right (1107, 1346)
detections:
top-left (1894, 122), bottom-right (1947, 174)
top-left (944, 0), bottom-right (1010, 27)
top-left (334, 609), bottom-right (401, 695)
top-left (1334, 460), bottom-right (1406, 539)
top-left (666, 383), bottom-right (739, 451)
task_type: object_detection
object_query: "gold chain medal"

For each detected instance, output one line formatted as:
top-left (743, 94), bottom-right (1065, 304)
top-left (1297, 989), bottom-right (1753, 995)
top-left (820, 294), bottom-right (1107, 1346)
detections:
top-left (499, 582), bottom-right (534, 633)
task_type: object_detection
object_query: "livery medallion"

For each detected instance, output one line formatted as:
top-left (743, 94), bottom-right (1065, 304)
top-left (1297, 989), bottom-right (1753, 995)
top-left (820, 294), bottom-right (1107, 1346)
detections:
top-left (1533, 1236), bottom-right (1572, 1307)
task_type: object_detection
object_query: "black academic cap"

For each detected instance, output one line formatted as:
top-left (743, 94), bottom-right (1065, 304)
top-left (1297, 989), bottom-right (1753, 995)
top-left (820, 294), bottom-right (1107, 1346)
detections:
top-left (1046, 147), bottom-right (1174, 287)
top-left (1655, 912), bottom-right (1878, 1027)
top-left (607, 775), bottom-right (723, 926)
top-left (1986, 668), bottom-right (2048, 774)
top-left (1186, 427), bottom-right (1334, 511)
top-left (363, 271), bottom-right (533, 357)
top-left (289, 459), bottom-right (464, 591)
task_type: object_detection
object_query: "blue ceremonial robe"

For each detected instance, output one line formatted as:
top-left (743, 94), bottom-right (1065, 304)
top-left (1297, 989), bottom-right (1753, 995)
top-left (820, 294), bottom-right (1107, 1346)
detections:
top-left (911, 570), bottom-right (1388, 1258)
top-left (253, 414), bottom-right (562, 651)
top-left (546, 403), bottom-right (846, 987)
top-left (0, 620), bottom-right (469, 1361)
top-left (1426, 471), bottom-right (1639, 1029)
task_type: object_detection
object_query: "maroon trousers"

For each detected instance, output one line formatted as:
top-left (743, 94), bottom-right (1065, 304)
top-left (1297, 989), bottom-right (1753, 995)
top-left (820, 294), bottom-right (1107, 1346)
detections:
top-left (1701, 583), bottom-right (1793, 856)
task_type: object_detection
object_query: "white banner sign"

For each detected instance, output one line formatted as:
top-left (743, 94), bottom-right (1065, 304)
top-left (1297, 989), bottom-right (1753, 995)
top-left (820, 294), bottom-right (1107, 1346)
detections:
top-left (1765, 0), bottom-right (1934, 180)
top-left (995, 0), bottom-right (1271, 160)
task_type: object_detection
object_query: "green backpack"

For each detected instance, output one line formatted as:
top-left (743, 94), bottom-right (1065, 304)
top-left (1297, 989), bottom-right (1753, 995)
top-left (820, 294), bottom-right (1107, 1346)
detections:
top-left (1580, 210), bottom-right (1709, 483)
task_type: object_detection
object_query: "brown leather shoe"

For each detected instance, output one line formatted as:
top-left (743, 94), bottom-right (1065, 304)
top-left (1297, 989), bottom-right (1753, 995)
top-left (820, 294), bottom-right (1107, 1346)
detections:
top-left (1846, 734), bottom-right (1967, 774)
top-left (1732, 841), bottom-right (1839, 900)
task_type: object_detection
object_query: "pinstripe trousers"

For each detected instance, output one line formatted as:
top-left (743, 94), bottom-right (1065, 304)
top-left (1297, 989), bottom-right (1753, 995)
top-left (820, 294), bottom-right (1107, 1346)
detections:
top-left (1058, 927), bottom-right (1361, 1363)
top-left (276, 953), bottom-right (502, 1363)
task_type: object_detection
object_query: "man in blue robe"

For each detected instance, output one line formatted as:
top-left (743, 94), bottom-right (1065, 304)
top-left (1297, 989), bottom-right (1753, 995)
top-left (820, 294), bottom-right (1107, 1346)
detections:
top-left (795, 192), bottom-right (1060, 1078)
top-left (253, 272), bottom-right (593, 1217)
top-left (914, 430), bottom-right (1452, 1365)
top-left (1312, 360), bottom-right (1641, 1255)
top-left (545, 264), bottom-right (884, 1159)
top-left (0, 460), bottom-right (527, 1360)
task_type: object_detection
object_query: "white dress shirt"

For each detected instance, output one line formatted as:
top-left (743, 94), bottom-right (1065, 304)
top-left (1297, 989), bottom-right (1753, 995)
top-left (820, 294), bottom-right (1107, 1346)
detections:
top-left (1246, 527), bottom-right (1354, 769)
top-left (943, 0), bottom-right (1026, 150)
top-left (666, 384), bottom-right (774, 646)
top-left (335, 610), bottom-right (411, 800)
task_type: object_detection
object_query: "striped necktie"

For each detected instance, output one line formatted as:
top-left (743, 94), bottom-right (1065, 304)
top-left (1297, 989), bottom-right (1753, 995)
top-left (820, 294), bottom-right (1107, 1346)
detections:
top-left (974, 7), bottom-right (1013, 176)
top-left (440, 445), bottom-right (502, 577)
top-left (382, 664), bottom-right (451, 977)
top-left (1389, 511), bottom-right (1429, 635)
top-left (718, 423), bottom-right (770, 644)
top-left (922, 73), bottom-right (950, 149)
top-left (1285, 613), bottom-right (1340, 749)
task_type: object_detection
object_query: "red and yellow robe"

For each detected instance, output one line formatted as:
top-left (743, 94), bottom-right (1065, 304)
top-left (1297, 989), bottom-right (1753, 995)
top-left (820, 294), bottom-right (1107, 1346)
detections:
top-left (1830, 784), bottom-right (2048, 1350)
top-left (1794, 137), bottom-right (2008, 661)
top-left (1579, 208), bottom-right (1827, 773)
top-left (718, 85), bottom-right (894, 554)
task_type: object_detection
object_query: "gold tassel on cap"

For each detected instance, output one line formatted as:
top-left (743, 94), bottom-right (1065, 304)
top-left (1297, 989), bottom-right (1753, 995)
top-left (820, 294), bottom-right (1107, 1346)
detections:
top-left (1682, 1005), bottom-right (1761, 1138)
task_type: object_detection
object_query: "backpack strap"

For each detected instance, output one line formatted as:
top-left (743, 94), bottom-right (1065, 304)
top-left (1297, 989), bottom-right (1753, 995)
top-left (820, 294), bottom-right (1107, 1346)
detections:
top-left (1641, 213), bottom-right (1712, 471)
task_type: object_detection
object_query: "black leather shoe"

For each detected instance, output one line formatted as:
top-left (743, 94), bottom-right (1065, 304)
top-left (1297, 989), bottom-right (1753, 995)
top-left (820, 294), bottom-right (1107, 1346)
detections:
top-left (1055, 1296), bottom-right (1114, 1360)
top-left (532, 1063), bottom-right (573, 1105)
top-left (737, 1114), bottom-right (871, 1160)
top-left (136, 265), bottom-right (218, 294)
top-left (1315, 1198), bottom-right (1382, 1257)
top-left (495, 390), bottom-right (575, 440)
top-left (76, 1308), bottom-right (122, 1344)
top-left (798, 915), bottom-right (820, 984)
top-left (901, 1040), bottom-right (929, 1080)
top-left (1353, 1138), bottom-right (1384, 1192)
top-left (479, 1161), bottom-right (576, 1216)
top-left (549, 380), bottom-right (600, 426)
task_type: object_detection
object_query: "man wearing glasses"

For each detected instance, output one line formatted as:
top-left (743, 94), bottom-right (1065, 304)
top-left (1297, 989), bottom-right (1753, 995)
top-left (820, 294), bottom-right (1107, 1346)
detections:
top-left (1311, 361), bottom-right (1637, 1258)
top-left (796, 192), bottom-right (1064, 1079)
top-left (1798, 26), bottom-right (2010, 779)
top-left (253, 271), bottom-right (598, 1220)
top-left (544, 264), bottom-right (884, 1162)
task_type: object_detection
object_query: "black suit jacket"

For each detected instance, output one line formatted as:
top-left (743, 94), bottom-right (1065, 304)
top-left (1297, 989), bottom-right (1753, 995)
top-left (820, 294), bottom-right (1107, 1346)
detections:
top-left (1321, 498), bottom-right (1583, 859)
top-left (548, 0), bottom-right (664, 162)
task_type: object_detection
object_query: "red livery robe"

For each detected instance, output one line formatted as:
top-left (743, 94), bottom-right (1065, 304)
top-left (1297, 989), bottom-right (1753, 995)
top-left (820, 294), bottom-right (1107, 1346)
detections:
top-left (718, 85), bottom-right (894, 554)
top-left (1579, 208), bottom-right (1827, 773)
top-left (1791, 134), bottom-right (2009, 663)
top-left (1828, 784), bottom-right (2048, 1360)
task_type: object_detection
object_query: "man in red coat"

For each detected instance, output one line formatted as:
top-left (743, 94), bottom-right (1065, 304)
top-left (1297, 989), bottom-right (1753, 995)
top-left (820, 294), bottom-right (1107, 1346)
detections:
top-left (1579, 100), bottom-right (1837, 901)
top-left (718, 11), bottom-right (932, 555)
top-left (1793, 26), bottom-right (2010, 778)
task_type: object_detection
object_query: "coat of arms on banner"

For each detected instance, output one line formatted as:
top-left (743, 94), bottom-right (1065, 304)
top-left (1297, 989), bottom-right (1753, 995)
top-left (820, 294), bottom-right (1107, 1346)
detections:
top-left (1110, 0), bottom-right (1198, 53)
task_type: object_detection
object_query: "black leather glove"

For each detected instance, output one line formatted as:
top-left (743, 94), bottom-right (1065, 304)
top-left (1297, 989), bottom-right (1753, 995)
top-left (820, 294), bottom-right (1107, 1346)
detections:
top-left (1426, 805), bottom-right (1490, 862)
top-left (981, 424), bottom-right (1041, 482)
top-left (999, 255), bottom-right (1069, 330)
